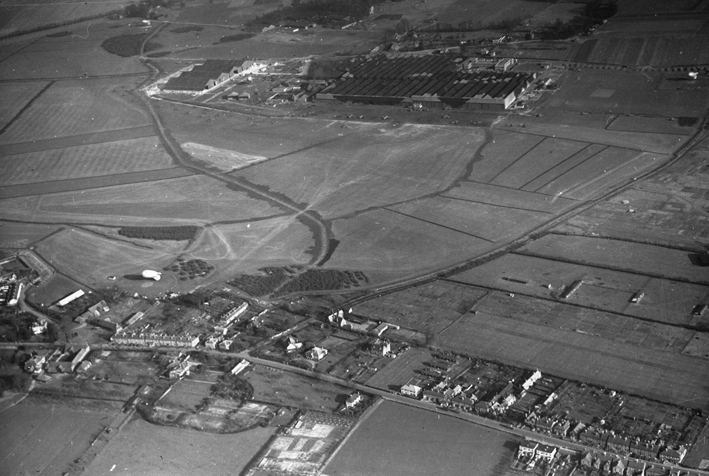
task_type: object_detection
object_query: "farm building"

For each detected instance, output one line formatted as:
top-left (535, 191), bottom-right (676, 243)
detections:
top-left (57, 289), bottom-right (84, 307)
top-left (315, 53), bottom-right (535, 110)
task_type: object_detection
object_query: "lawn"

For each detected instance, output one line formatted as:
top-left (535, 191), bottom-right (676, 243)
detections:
top-left (0, 137), bottom-right (174, 186)
top-left (323, 400), bottom-right (522, 476)
top-left (237, 123), bottom-right (485, 219)
top-left (83, 416), bottom-right (275, 476)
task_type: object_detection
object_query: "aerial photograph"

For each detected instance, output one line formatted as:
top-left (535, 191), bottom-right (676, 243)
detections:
top-left (0, 0), bottom-right (708, 474)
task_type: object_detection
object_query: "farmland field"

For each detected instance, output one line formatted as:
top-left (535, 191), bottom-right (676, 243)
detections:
top-left (237, 124), bottom-right (485, 219)
top-left (0, 137), bottom-right (174, 185)
top-left (355, 280), bottom-right (487, 336)
top-left (436, 313), bottom-right (709, 410)
top-left (0, 78), bottom-right (150, 144)
top-left (0, 81), bottom-right (49, 128)
top-left (364, 347), bottom-right (433, 390)
top-left (247, 364), bottom-right (348, 411)
top-left (323, 400), bottom-right (522, 476)
top-left (0, 0), bottom-right (123, 37)
top-left (607, 115), bottom-right (695, 135)
top-left (469, 130), bottom-right (544, 183)
top-left (519, 235), bottom-right (709, 283)
top-left (0, 175), bottom-right (283, 225)
top-left (0, 221), bottom-right (61, 248)
top-left (0, 401), bottom-right (114, 476)
top-left (444, 181), bottom-right (577, 214)
top-left (84, 416), bottom-right (275, 476)
top-left (326, 209), bottom-right (491, 282)
top-left (388, 196), bottom-right (551, 243)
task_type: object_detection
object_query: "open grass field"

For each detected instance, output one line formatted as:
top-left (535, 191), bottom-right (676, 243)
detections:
top-left (326, 208), bottom-right (492, 283)
top-left (445, 181), bottom-right (578, 214)
top-left (456, 291), bottom-right (697, 355)
top-left (545, 70), bottom-right (709, 120)
top-left (185, 217), bottom-right (315, 278)
top-left (324, 400), bottom-right (522, 476)
top-left (574, 35), bottom-right (709, 67)
top-left (237, 123), bottom-right (485, 219)
top-left (247, 364), bottom-right (348, 412)
top-left (468, 130), bottom-right (544, 183)
top-left (0, 175), bottom-right (283, 225)
top-left (436, 313), bottom-right (709, 410)
top-left (388, 196), bottom-right (551, 243)
top-left (0, 78), bottom-right (149, 144)
top-left (435, 0), bottom-right (548, 27)
top-left (0, 221), bottom-right (60, 248)
top-left (0, 137), bottom-right (174, 186)
top-left (160, 378), bottom-right (212, 411)
top-left (84, 416), bottom-right (276, 476)
top-left (25, 272), bottom-right (84, 306)
top-left (0, 28), bottom-right (148, 80)
top-left (489, 137), bottom-right (589, 189)
top-left (0, 401), bottom-right (114, 476)
top-left (0, 0), bottom-right (123, 37)
top-left (35, 228), bottom-right (179, 290)
top-left (519, 235), bottom-right (709, 284)
top-left (607, 115), bottom-right (695, 135)
top-left (355, 280), bottom-right (486, 336)
top-left (0, 81), bottom-right (49, 128)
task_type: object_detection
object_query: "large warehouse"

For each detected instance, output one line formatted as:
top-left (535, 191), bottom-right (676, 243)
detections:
top-left (316, 54), bottom-right (536, 110)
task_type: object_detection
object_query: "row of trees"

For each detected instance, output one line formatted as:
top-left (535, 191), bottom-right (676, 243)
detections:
top-left (118, 226), bottom-right (198, 241)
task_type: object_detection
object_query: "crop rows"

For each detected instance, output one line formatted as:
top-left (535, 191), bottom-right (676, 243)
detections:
top-left (0, 137), bottom-right (174, 186)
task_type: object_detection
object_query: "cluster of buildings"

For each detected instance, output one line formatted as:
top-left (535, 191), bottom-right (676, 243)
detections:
top-left (24, 344), bottom-right (92, 377)
top-left (166, 354), bottom-right (200, 379)
top-left (0, 281), bottom-right (22, 306)
top-left (577, 452), bottom-right (689, 476)
top-left (163, 59), bottom-right (257, 93)
top-left (315, 53), bottom-right (536, 110)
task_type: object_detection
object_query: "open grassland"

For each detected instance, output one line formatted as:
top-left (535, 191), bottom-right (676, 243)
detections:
top-left (185, 217), bottom-right (315, 278)
top-left (453, 253), bottom-right (708, 326)
top-left (546, 70), bottom-right (709, 119)
top-left (326, 208), bottom-right (492, 283)
top-left (0, 401), bottom-right (114, 476)
top-left (84, 416), bottom-right (275, 476)
top-left (576, 35), bottom-right (709, 67)
top-left (452, 291), bottom-right (698, 355)
top-left (469, 130), bottom-right (543, 183)
top-left (0, 22), bottom-right (149, 79)
top-left (237, 124), bottom-right (485, 219)
top-left (436, 313), bottom-right (709, 411)
top-left (355, 280), bottom-right (486, 336)
top-left (160, 378), bottom-right (211, 411)
top-left (0, 221), bottom-right (60, 248)
top-left (0, 0), bottom-right (123, 37)
top-left (388, 196), bottom-right (551, 243)
top-left (0, 81), bottom-right (49, 128)
top-left (0, 137), bottom-right (174, 185)
top-left (364, 347), bottom-right (433, 390)
top-left (324, 400), bottom-right (521, 476)
top-left (519, 235), bottom-right (709, 283)
top-left (607, 115), bottom-right (695, 135)
top-left (25, 272), bottom-right (84, 306)
top-left (0, 175), bottom-right (283, 225)
top-left (0, 78), bottom-right (149, 144)
top-left (247, 364), bottom-right (348, 411)
top-left (444, 181), bottom-right (578, 213)
top-left (436, 0), bottom-right (549, 26)
top-left (35, 228), bottom-right (179, 288)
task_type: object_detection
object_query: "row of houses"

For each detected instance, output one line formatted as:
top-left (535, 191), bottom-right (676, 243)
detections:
top-left (578, 452), bottom-right (690, 476)
top-left (315, 53), bottom-right (535, 110)
top-left (577, 431), bottom-right (687, 464)
top-left (163, 59), bottom-right (255, 93)
top-left (112, 331), bottom-right (200, 348)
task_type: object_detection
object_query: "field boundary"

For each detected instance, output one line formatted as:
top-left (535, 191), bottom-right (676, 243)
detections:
top-left (0, 80), bottom-right (53, 135)
top-left (383, 206), bottom-right (495, 243)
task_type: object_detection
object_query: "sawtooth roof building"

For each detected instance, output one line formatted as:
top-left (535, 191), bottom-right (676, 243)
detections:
top-left (315, 53), bottom-right (535, 110)
top-left (163, 59), bottom-right (251, 93)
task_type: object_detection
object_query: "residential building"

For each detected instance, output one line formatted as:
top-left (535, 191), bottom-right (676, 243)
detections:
top-left (219, 339), bottom-right (233, 351)
top-left (401, 384), bottom-right (422, 398)
top-left (306, 347), bottom-right (328, 361)
top-left (169, 360), bottom-right (192, 379)
top-left (518, 442), bottom-right (538, 459)
top-left (345, 392), bottom-right (363, 408)
top-left (659, 447), bottom-right (687, 464)
top-left (31, 320), bottom-right (47, 335)
top-left (70, 344), bottom-right (91, 372)
top-left (231, 359), bottom-right (250, 375)
top-left (535, 444), bottom-right (557, 462)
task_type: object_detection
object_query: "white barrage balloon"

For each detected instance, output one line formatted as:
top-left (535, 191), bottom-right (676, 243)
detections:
top-left (142, 270), bottom-right (162, 281)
